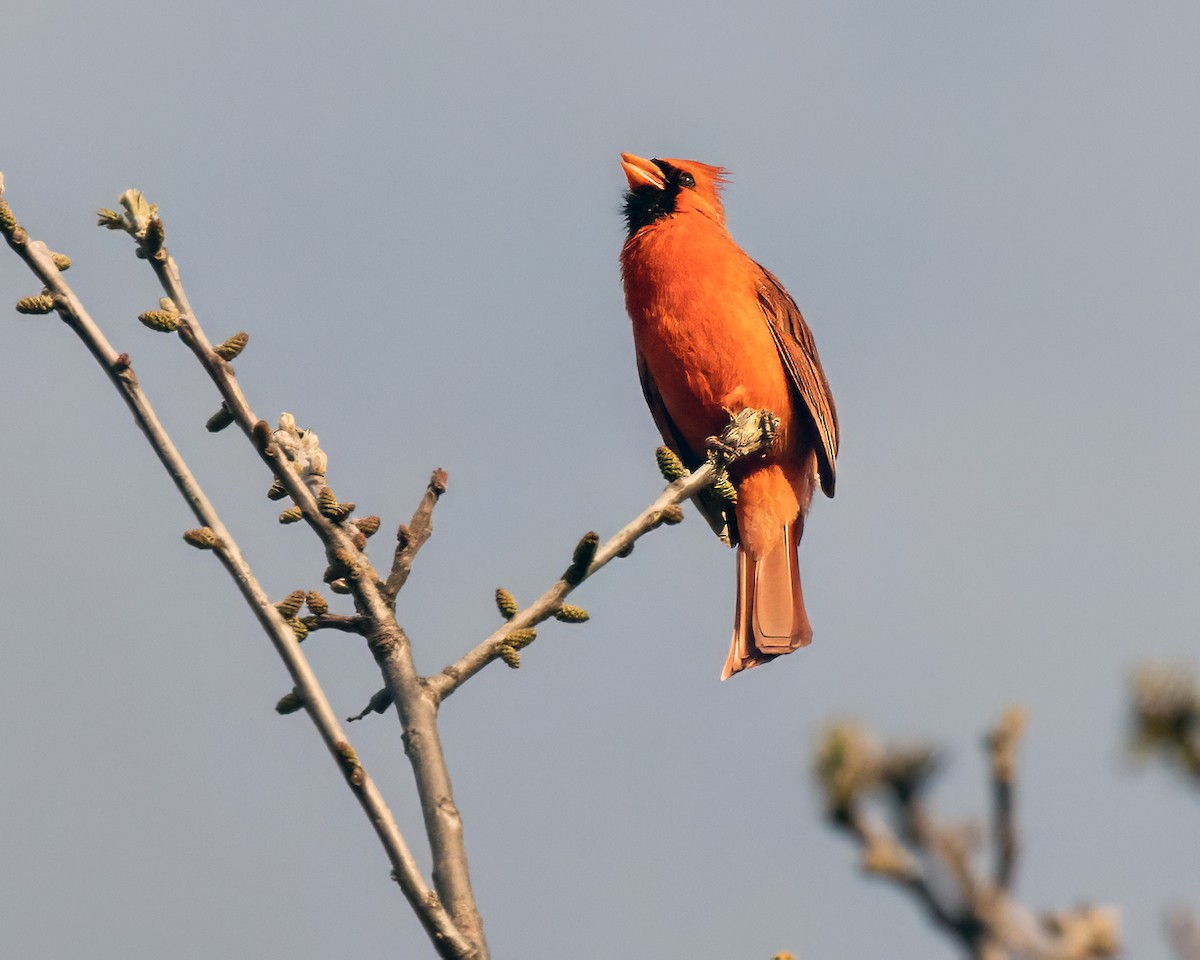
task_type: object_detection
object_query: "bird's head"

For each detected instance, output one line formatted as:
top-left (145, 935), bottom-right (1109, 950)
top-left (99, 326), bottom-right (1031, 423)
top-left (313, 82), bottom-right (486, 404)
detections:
top-left (620, 153), bottom-right (728, 236)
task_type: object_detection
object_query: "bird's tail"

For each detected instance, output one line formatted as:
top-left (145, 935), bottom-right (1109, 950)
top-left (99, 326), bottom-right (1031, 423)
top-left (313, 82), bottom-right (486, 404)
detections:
top-left (722, 519), bottom-right (812, 679)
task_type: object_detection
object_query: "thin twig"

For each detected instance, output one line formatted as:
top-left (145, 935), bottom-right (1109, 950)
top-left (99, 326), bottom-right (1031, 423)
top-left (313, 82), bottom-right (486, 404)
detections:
top-left (384, 469), bottom-right (447, 602)
top-left (426, 460), bottom-right (718, 704)
top-left (0, 188), bottom-right (475, 959)
top-left (306, 613), bottom-right (368, 635)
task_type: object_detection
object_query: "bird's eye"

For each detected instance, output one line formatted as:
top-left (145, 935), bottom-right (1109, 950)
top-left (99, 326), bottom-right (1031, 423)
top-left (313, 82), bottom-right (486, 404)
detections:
top-left (678, 172), bottom-right (696, 189)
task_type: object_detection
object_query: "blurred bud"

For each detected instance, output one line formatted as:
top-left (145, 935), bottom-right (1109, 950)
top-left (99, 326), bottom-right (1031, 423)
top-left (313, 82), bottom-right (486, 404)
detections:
top-left (305, 591), bottom-right (329, 615)
top-left (495, 588), bottom-right (519, 619)
top-left (278, 505), bottom-right (303, 524)
top-left (251, 419), bottom-right (274, 451)
top-left (862, 832), bottom-right (917, 879)
top-left (1044, 905), bottom-right (1122, 958)
top-left (814, 722), bottom-right (881, 822)
top-left (50, 252), bottom-right (71, 271)
top-left (182, 527), bottom-right (219, 549)
top-left (96, 208), bottom-right (126, 230)
top-left (142, 216), bottom-right (165, 255)
top-left (266, 478), bottom-right (287, 500)
top-left (878, 743), bottom-right (940, 803)
top-left (119, 189), bottom-right (157, 237)
top-left (656, 445), bottom-right (687, 481)
top-left (498, 645), bottom-right (521, 669)
top-left (286, 617), bottom-right (309, 641)
top-left (986, 705), bottom-right (1028, 784)
top-left (1129, 664), bottom-right (1200, 778)
top-left (659, 504), bottom-right (685, 525)
top-left (205, 404), bottom-right (234, 432)
top-left (138, 310), bottom-right (180, 333)
top-left (214, 331), bottom-right (249, 361)
top-left (330, 578), bottom-right (351, 594)
top-left (352, 515), bottom-right (381, 537)
top-left (712, 474), bottom-right (738, 503)
top-left (0, 196), bottom-right (16, 235)
top-left (564, 531), bottom-right (600, 585)
top-left (15, 294), bottom-right (54, 314)
top-left (554, 604), bottom-right (590, 623)
top-left (275, 590), bottom-right (306, 618)
top-left (275, 690), bottom-right (303, 715)
top-left (506, 628), bottom-right (537, 650)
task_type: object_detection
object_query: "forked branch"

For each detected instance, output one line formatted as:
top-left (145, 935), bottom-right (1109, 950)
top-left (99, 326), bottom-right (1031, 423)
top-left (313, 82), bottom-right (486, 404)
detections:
top-left (1, 180), bottom-right (475, 958)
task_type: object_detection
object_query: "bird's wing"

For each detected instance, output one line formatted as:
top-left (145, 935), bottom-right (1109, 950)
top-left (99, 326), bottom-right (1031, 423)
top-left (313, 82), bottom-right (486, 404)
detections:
top-left (636, 351), bottom-right (739, 545)
top-left (754, 264), bottom-right (839, 498)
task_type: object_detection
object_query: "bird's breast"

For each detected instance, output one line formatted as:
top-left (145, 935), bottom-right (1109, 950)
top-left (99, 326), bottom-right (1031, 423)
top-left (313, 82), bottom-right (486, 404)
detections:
top-left (622, 221), bottom-right (796, 450)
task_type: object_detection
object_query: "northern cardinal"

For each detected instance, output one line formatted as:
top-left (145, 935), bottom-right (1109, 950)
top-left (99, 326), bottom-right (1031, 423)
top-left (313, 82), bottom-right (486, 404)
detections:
top-left (619, 154), bottom-right (838, 679)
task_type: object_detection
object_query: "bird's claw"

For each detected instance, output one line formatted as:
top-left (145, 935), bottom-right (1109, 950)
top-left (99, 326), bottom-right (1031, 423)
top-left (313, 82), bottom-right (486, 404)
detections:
top-left (706, 407), bottom-right (779, 466)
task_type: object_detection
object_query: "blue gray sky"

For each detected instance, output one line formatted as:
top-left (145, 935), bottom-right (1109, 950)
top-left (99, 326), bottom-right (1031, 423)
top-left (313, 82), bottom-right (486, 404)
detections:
top-left (3, 2), bottom-right (1198, 958)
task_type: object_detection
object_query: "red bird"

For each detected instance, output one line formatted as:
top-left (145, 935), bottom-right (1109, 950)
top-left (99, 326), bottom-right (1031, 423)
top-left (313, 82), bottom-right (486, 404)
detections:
top-left (619, 154), bottom-right (839, 679)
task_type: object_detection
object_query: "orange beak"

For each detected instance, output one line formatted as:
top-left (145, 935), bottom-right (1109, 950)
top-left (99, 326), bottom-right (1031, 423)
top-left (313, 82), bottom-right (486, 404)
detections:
top-left (621, 153), bottom-right (665, 191)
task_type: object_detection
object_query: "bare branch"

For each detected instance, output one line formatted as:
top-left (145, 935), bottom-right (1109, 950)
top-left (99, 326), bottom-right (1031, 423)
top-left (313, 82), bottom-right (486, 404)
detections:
top-left (426, 459), bottom-right (717, 703)
top-left (0, 182), bottom-right (476, 959)
top-left (305, 613), bottom-right (368, 635)
top-left (385, 468), bottom-right (448, 602)
top-left (118, 201), bottom-right (489, 957)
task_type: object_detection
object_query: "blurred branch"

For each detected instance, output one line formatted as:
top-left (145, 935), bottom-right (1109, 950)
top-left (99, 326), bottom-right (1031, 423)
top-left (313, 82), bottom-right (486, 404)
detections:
top-left (1, 179), bottom-right (475, 959)
top-left (1168, 908), bottom-right (1200, 960)
top-left (987, 706), bottom-right (1026, 891)
top-left (814, 710), bottom-right (1120, 960)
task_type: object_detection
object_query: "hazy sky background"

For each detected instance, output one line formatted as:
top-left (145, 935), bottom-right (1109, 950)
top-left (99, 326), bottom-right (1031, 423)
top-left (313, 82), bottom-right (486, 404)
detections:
top-left (3, 2), bottom-right (1198, 958)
